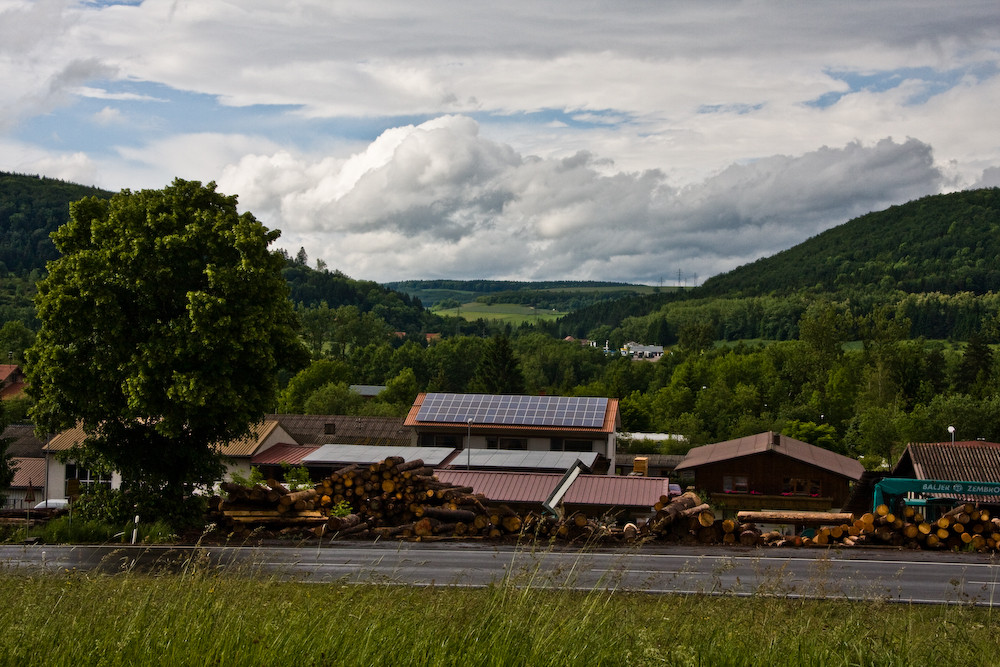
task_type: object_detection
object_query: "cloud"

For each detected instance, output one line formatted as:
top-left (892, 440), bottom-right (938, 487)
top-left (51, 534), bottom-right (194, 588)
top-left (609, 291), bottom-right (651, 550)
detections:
top-left (219, 116), bottom-right (944, 283)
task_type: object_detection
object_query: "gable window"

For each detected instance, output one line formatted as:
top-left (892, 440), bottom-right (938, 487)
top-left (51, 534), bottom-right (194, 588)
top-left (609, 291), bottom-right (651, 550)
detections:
top-left (723, 475), bottom-right (749, 493)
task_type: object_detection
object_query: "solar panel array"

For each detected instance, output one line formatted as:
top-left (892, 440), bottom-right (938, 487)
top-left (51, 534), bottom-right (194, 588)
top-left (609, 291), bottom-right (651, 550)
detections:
top-left (416, 393), bottom-right (608, 429)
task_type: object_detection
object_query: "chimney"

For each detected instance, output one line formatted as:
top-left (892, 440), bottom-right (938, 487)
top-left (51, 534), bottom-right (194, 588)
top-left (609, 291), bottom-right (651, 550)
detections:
top-left (324, 422), bottom-right (336, 436)
top-left (771, 432), bottom-right (780, 447)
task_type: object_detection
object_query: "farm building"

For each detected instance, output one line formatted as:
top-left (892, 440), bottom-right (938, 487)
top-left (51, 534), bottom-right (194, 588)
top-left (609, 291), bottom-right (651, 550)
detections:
top-left (405, 392), bottom-right (620, 475)
top-left (673, 431), bottom-right (864, 516)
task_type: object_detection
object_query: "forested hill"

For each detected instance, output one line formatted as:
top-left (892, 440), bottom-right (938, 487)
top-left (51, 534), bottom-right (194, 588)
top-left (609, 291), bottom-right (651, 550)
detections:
top-left (698, 188), bottom-right (1000, 298)
top-left (0, 172), bottom-right (114, 274)
top-left (555, 188), bottom-right (1000, 340)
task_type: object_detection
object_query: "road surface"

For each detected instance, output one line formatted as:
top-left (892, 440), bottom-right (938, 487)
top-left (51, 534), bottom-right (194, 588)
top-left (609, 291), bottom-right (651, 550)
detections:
top-left (3, 541), bottom-right (999, 606)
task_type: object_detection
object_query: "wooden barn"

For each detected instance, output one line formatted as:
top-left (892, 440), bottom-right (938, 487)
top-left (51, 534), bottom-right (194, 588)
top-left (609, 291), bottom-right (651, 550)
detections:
top-left (673, 431), bottom-right (864, 516)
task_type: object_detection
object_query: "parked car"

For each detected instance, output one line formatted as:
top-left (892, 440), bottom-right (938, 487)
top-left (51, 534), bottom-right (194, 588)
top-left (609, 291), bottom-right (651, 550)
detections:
top-left (33, 499), bottom-right (69, 510)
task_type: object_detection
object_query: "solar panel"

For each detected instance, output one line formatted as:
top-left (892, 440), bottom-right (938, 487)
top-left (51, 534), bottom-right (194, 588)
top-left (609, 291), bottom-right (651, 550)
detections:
top-left (416, 394), bottom-right (608, 429)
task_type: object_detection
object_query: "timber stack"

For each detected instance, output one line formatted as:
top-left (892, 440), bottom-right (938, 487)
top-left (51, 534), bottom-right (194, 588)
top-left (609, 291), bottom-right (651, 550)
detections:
top-left (210, 457), bottom-right (619, 542)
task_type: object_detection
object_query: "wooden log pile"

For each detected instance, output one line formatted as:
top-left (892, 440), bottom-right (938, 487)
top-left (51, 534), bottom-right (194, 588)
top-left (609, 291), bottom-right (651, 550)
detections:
top-left (210, 457), bottom-right (625, 542)
top-left (209, 466), bottom-right (1000, 552)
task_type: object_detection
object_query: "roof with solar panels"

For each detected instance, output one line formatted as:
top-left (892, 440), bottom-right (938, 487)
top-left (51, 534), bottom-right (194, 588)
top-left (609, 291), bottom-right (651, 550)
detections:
top-left (404, 393), bottom-right (620, 433)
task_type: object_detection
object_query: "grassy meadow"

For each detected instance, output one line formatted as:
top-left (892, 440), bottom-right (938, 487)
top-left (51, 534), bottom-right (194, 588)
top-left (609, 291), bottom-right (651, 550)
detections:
top-left (3, 556), bottom-right (998, 666)
top-left (436, 302), bottom-right (567, 324)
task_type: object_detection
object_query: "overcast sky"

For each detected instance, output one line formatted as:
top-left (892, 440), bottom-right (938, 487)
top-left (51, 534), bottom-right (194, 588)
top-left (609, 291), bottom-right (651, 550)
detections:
top-left (3, 1), bottom-right (999, 284)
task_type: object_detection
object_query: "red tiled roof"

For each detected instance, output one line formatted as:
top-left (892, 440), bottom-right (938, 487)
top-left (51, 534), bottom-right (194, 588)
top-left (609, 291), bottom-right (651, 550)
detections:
top-left (11, 457), bottom-right (46, 489)
top-left (675, 431), bottom-right (864, 480)
top-left (251, 443), bottom-right (319, 466)
top-left (435, 470), bottom-right (669, 508)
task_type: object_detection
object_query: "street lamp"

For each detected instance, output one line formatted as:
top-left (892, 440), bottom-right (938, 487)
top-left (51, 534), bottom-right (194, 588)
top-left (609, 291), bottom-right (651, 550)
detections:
top-left (948, 425), bottom-right (956, 445)
top-left (467, 418), bottom-right (473, 470)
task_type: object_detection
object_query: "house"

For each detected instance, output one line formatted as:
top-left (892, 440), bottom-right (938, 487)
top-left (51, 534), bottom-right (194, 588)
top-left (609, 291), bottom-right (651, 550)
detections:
top-left (620, 342), bottom-right (664, 360)
top-left (2, 423), bottom-right (49, 508)
top-left (673, 431), bottom-right (864, 515)
top-left (265, 414), bottom-right (411, 447)
top-left (435, 469), bottom-right (672, 523)
top-left (6, 457), bottom-right (46, 509)
top-left (0, 364), bottom-right (27, 401)
top-left (41, 420), bottom-right (295, 502)
top-left (404, 392), bottom-right (621, 475)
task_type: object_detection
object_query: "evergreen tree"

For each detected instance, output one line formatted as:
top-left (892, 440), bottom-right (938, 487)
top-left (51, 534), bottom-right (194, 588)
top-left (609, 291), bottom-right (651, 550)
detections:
top-left (471, 334), bottom-right (525, 394)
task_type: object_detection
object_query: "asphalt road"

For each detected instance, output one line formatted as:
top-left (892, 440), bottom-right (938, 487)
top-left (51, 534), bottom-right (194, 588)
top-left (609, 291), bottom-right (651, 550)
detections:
top-left (4, 541), bottom-right (1000, 606)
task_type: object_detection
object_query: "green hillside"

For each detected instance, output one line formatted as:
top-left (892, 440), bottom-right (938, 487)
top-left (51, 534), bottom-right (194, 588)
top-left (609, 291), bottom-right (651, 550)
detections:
top-left (699, 188), bottom-right (1000, 297)
top-left (0, 172), bottom-right (114, 274)
top-left (558, 188), bottom-right (1000, 342)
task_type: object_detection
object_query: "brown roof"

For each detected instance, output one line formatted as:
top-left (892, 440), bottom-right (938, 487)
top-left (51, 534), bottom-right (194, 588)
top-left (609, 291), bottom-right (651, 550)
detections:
top-left (675, 431), bottom-right (864, 481)
top-left (251, 443), bottom-right (320, 466)
top-left (11, 457), bottom-right (45, 489)
top-left (435, 470), bottom-right (559, 503)
top-left (2, 424), bottom-right (46, 458)
top-left (435, 470), bottom-right (669, 508)
top-left (266, 414), bottom-right (411, 447)
top-left (404, 393), bottom-right (620, 434)
top-left (45, 420), bottom-right (282, 457)
top-left (894, 441), bottom-right (1000, 482)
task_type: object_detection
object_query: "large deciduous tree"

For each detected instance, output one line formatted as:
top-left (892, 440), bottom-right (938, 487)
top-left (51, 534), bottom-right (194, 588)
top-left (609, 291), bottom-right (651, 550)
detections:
top-left (26, 179), bottom-right (307, 524)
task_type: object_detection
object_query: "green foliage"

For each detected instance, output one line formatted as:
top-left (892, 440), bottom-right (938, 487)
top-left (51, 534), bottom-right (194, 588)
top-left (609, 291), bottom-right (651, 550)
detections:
top-left (330, 499), bottom-right (353, 517)
top-left (229, 466), bottom-right (266, 489)
top-left (26, 179), bottom-right (308, 528)
top-left (0, 171), bottom-right (114, 274)
top-left (303, 381), bottom-right (364, 415)
top-left (278, 359), bottom-right (354, 413)
top-left (470, 333), bottom-right (525, 394)
top-left (35, 515), bottom-right (119, 544)
top-left (0, 401), bottom-right (12, 507)
top-left (281, 464), bottom-right (312, 491)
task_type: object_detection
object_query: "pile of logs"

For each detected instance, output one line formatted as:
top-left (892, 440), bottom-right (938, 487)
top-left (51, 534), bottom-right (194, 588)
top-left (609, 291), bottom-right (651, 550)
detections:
top-left (210, 463), bottom-right (1000, 552)
top-left (724, 504), bottom-right (1000, 552)
top-left (210, 457), bottom-right (625, 542)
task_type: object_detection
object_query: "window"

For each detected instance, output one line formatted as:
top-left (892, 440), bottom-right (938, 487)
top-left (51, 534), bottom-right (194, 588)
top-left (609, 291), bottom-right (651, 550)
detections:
top-left (551, 438), bottom-right (594, 452)
top-left (65, 464), bottom-right (111, 496)
top-left (723, 475), bottom-right (749, 493)
top-left (418, 433), bottom-right (459, 448)
top-left (783, 478), bottom-right (821, 496)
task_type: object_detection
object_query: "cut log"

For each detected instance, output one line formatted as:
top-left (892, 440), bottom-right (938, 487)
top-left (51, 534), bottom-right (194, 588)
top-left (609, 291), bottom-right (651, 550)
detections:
top-left (735, 511), bottom-right (854, 526)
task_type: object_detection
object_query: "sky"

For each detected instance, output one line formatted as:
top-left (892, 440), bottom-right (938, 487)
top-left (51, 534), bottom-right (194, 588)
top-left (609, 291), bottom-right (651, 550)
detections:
top-left (2, 1), bottom-right (999, 285)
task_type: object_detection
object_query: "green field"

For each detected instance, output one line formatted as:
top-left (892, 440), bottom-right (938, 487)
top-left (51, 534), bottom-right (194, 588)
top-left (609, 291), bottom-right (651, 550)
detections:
top-left (3, 559), bottom-right (996, 666)
top-left (436, 302), bottom-right (567, 324)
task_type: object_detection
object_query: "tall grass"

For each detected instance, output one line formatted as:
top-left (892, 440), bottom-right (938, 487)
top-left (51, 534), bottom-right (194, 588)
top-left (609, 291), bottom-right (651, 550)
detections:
top-left (1, 552), bottom-right (997, 666)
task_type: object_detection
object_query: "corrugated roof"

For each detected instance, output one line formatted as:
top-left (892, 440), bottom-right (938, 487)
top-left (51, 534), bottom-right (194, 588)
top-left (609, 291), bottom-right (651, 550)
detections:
top-left (45, 421), bottom-right (281, 458)
top-left (251, 443), bottom-right (319, 466)
top-left (303, 444), bottom-right (456, 466)
top-left (895, 441), bottom-right (1000, 482)
top-left (405, 393), bottom-right (620, 434)
top-left (11, 457), bottom-right (46, 489)
top-left (435, 470), bottom-right (669, 508)
top-left (218, 421), bottom-right (282, 457)
top-left (562, 475), bottom-right (670, 507)
top-left (435, 470), bottom-right (560, 503)
top-left (447, 449), bottom-right (598, 472)
top-left (266, 414), bottom-right (411, 446)
top-left (675, 431), bottom-right (864, 480)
